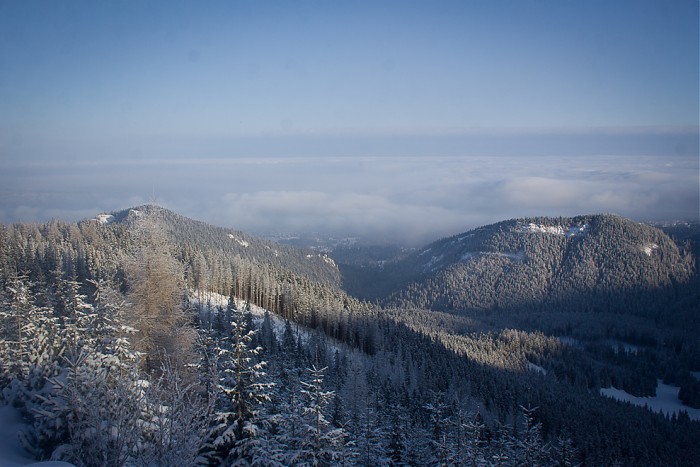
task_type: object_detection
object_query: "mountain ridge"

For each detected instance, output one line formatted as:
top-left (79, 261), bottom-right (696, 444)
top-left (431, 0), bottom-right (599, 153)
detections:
top-left (336, 214), bottom-right (696, 321)
top-left (24, 205), bottom-right (698, 330)
top-left (88, 204), bottom-right (342, 288)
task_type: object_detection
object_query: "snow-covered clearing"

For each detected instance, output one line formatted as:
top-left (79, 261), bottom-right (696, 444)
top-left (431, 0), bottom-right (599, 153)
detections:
top-left (227, 234), bottom-right (249, 247)
top-left (93, 213), bottom-right (114, 225)
top-left (304, 253), bottom-right (336, 267)
top-left (191, 291), bottom-right (292, 339)
top-left (641, 243), bottom-right (659, 256)
top-left (601, 379), bottom-right (700, 421)
top-left (520, 223), bottom-right (588, 237)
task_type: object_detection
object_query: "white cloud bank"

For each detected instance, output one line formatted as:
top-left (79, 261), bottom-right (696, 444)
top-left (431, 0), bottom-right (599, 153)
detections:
top-left (1, 154), bottom-right (697, 245)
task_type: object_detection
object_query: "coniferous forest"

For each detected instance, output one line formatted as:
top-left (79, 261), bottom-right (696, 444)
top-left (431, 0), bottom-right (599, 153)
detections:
top-left (1, 205), bottom-right (699, 466)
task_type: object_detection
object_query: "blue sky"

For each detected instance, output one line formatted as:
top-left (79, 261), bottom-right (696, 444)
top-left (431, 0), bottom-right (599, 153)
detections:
top-left (0, 0), bottom-right (698, 243)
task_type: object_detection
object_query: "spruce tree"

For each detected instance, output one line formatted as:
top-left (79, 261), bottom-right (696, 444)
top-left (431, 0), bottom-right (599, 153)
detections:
top-left (203, 306), bottom-right (272, 465)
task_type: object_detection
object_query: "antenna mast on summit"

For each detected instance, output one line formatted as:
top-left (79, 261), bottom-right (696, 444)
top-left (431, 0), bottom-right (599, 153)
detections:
top-left (150, 186), bottom-right (159, 207)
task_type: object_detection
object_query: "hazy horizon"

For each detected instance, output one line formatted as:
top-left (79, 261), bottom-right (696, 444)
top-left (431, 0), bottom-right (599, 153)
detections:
top-left (1, 0), bottom-right (698, 244)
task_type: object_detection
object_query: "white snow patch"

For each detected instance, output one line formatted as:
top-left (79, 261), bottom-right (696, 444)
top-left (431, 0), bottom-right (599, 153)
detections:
top-left (93, 213), bottom-right (114, 224)
top-left (566, 224), bottom-right (588, 236)
top-left (600, 379), bottom-right (700, 421)
top-left (418, 247), bottom-right (432, 257)
top-left (520, 223), bottom-right (588, 237)
top-left (190, 291), bottom-right (278, 333)
top-left (227, 234), bottom-right (249, 247)
top-left (129, 209), bottom-right (141, 217)
top-left (190, 290), bottom-right (227, 310)
top-left (522, 223), bottom-right (567, 235)
top-left (641, 243), bottom-right (659, 256)
top-left (302, 253), bottom-right (336, 267)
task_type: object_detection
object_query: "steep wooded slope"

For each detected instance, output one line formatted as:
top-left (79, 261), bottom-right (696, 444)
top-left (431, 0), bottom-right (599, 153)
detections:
top-left (111, 205), bottom-right (341, 286)
top-left (0, 205), bottom-right (354, 323)
top-left (353, 215), bottom-right (696, 320)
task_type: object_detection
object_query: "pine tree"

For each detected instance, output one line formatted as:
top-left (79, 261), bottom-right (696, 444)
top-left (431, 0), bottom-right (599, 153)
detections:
top-left (458, 410), bottom-right (488, 467)
top-left (293, 358), bottom-right (355, 466)
top-left (0, 274), bottom-right (33, 386)
top-left (203, 306), bottom-right (272, 465)
top-left (517, 405), bottom-right (549, 467)
top-left (553, 433), bottom-right (580, 467)
top-left (424, 392), bottom-right (454, 466)
top-left (259, 310), bottom-right (278, 357)
top-left (386, 407), bottom-right (406, 466)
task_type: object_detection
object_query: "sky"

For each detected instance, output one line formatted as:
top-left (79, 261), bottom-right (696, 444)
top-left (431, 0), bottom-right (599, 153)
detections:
top-left (0, 0), bottom-right (698, 245)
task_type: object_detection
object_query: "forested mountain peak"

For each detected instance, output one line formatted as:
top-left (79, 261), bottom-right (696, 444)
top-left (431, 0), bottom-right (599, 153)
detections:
top-left (1, 205), bottom-right (345, 312)
top-left (340, 214), bottom-right (696, 323)
top-left (87, 204), bottom-right (343, 288)
top-left (410, 213), bottom-right (688, 276)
